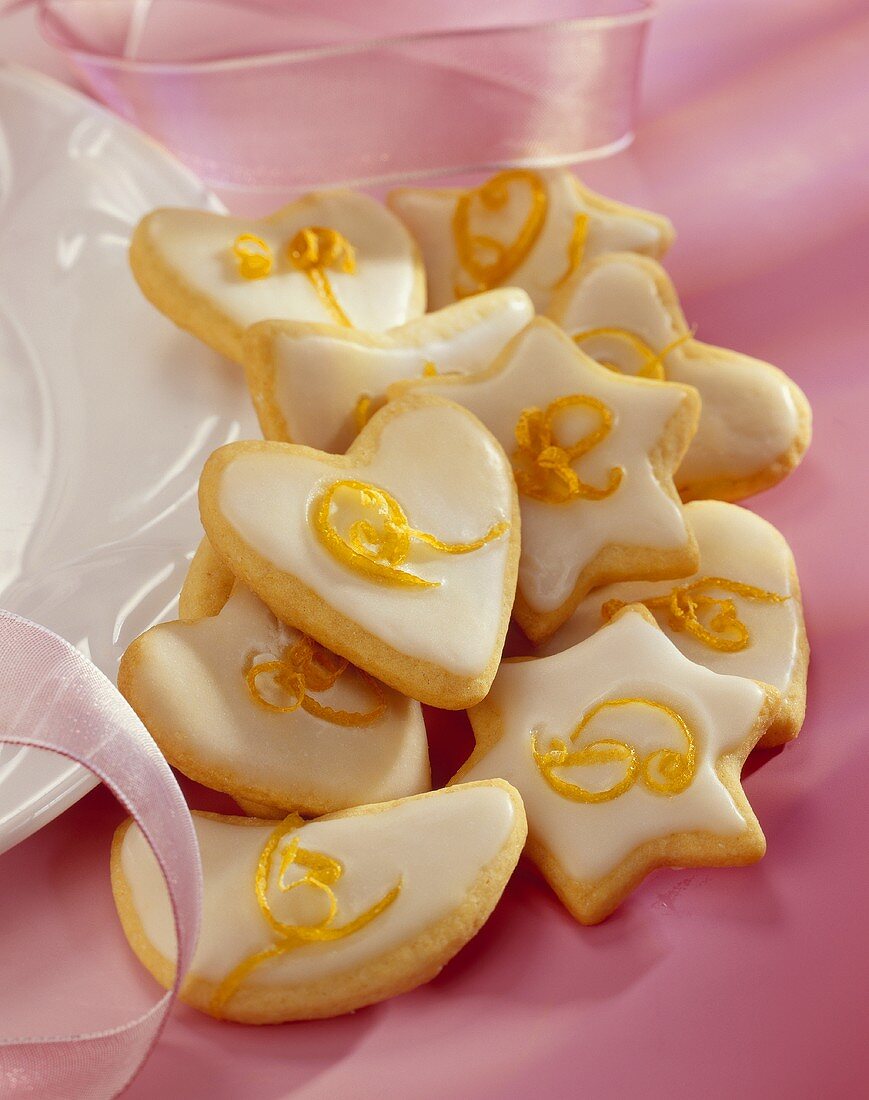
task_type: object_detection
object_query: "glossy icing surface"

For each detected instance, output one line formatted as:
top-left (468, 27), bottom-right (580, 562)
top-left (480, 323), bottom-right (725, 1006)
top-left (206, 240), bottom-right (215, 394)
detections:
top-left (460, 611), bottom-right (766, 881)
top-left (549, 255), bottom-right (803, 486)
top-left (262, 288), bottom-right (533, 452)
top-left (389, 169), bottom-right (668, 311)
top-left (120, 784), bottom-right (519, 986)
top-left (543, 501), bottom-right (803, 699)
top-left (396, 320), bottom-right (691, 614)
top-left (144, 191), bottom-right (422, 332)
top-left (128, 584), bottom-right (430, 806)
top-left (214, 402), bottom-right (515, 676)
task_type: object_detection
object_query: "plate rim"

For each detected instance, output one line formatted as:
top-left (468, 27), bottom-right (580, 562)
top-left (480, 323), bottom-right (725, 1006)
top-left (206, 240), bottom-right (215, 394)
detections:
top-left (0, 60), bottom-right (223, 853)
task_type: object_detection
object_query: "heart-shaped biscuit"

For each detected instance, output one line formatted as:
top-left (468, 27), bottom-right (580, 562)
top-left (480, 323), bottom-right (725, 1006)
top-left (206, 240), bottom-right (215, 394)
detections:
top-left (542, 501), bottom-right (808, 746)
top-left (119, 556), bottom-right (431, 816)
top-left (547, 252), bottom-right (812, 500)
top-left (388, 168), bottom-right (673, 313)
top-left (243, 287), bottom-right (534, 452)
top-left (199, 395), bottom-right (521, 708)
top-left (111, 781), bottom-right (526, 1022)
top-left (130, 190), bottom-right (426, 364)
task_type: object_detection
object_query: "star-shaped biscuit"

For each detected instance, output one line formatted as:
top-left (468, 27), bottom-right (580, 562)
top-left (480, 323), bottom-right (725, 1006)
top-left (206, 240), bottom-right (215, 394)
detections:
top-left (388, 317), bottom-right (700, 642)
top-left (388, 168), bottom-right (673, 313)
top-left (242, 287), bottom-right (534, 453)
top-left (454, 606), bottom-right (777, 924)
top-left (547, 252), bottom-right (812, 500)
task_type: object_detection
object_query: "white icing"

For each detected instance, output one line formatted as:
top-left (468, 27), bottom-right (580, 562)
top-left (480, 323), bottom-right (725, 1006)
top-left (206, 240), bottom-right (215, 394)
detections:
top-left (144, 191), bottom-right (422, 332)
top-left (120, 783), bottom-right (518, 986)
top-left (404, 320), bottom-right (691, 614)
top-left (215, 402), bottom-right (514, 676)
top-left (461, 611), bottom-right (765, 881)
top-left (389, 169), bottom-right (668, 312)
top-left (543, 500), bottom-right (803, 701)
top-left (549, 256), bottom-right (803, 487)
top-left (129, 584), bottom-right (430, 807)
top-left (265, 288), bottom-right (534, 452)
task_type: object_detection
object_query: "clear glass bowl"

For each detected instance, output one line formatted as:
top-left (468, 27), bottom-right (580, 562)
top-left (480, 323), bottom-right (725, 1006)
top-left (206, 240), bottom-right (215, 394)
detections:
top-left (40, 0), bottom-right (654, 190)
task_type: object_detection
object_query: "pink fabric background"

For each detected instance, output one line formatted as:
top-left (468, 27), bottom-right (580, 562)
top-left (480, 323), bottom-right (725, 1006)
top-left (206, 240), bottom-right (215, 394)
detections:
top-left (1, 1), bottom-right (867, 1096)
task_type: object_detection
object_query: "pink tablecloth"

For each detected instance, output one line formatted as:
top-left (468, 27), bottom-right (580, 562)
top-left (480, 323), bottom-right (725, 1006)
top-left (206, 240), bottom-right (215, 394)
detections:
top-left (1, 1), bottom-right (867, 1096)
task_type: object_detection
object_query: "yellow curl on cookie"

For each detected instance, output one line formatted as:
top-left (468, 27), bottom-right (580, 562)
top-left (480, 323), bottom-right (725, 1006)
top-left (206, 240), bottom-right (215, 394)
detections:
top-left (572, 328), bottom-right (692, 381)
top-left (288, 226), bottom-right (357, 327)
top-left (602, 577), bottom-right (789, 653)
top-left (512, 394), bottom-right (623, 504)
top-left (245, 633), bottom-right (387, 727)
top-left (211, 817), bottom-right (401, 1015)
top-left (313, 479), bottom-right (508, 588)
top-left (232, 233), bottom-right (273, 280)
top-left (453, 169), bottom-right (548, 298)
top-left (531, 697), bottom-right (697, 804)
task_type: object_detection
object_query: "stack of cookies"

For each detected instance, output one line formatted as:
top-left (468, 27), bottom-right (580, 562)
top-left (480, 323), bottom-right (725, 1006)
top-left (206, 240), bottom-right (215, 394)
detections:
top-left (111, 169), bottom-right (811, 1023)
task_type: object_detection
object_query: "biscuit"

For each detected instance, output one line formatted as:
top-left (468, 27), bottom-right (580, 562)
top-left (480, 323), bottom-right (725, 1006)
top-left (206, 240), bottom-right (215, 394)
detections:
top-left (547, 252), bottom-right (812, 500)
top-left (453, 606), bottom-right (777, 924)
top-left (388, 167), bottom-right (673, 312)
top-left (180, 539), bottom-right (392, 819)
top-left (178, 536), bottom-right (234, 620)
top-left (542, 500), bottom-right (809, 747)
top-left (198, 395), bottom-right (521, 708)
top-left (242, 287), bottom-right (534, 452)
top-left (388, 317), bottom-right (700, 643)
top-left (119, 553), bottom-right (431, 817)
top-left (111, 780), bottom-right (527, 1022)
top-left (130, 190), bottom-right (426, 365)
top-left (234, 796), bottom-right (287, 820)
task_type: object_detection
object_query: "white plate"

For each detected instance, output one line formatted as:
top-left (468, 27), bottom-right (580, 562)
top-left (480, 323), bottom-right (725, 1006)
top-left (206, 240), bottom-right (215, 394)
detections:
top-left (0, 64), bottom-right (257, 852)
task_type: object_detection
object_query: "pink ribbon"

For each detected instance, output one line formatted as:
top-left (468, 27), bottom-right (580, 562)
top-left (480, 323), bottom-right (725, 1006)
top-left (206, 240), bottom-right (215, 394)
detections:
top-left (0, 610), bottom-right (202, 1099)
top-left (37, 0), bottom-right (654, 190)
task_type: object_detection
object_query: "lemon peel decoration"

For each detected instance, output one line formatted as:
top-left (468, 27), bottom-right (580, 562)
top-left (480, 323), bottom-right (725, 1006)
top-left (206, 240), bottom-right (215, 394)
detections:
top-left (531, 697), bottom-right (697, 804)
top-left (572, 328), bottom-right (693, 381)
top-left (313, 479), bottom-right (508, 588)
top-left (211, 817), bottom-right (401, 1015)
top-left (602, 577), bottom-right (789, 653)
top-left (512, 394), bottom-right (623, 505)
top-left (232, 233), bottom-right (273, 279)
top-left (453, 169), bottom-right (548, 298)
top-left (287, 226), bottom-right (357, 327)
top-left (245, 634), bottom-right (386, 727)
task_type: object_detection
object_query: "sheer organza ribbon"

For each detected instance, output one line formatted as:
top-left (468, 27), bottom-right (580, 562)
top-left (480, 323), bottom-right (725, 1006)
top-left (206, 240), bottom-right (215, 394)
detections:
top-left (0, 610), bottom-right (202, 1100)
top-left (37, 0), bottom-right (654, 190)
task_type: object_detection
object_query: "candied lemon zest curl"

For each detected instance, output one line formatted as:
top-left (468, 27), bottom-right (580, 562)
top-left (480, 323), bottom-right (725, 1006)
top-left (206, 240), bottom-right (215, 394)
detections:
top-left (553, 212), bottom-right (590, 290)
top-left (531, 697), bottom-right (697, 804)
top-left (453, 169), bottom-right (548, 298)
top-left (602, 576), bottom-right (789, 653)
top-left (232, 225), bottom-right (357, 327)
top-left (246, 634), bottom-right (386, 727)
top-left (287, 226), bottom-right (356, 327)
top-left (572, 328), bottom-right (693, 380)
top-left (210, 818), bottom-right (401, 1015)
top-left (314, 479), bottom-right (508, 588)
top-left (232, 233), bottom-right (273, 279)
top-left (512, 394), bottom-right (623, 504)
